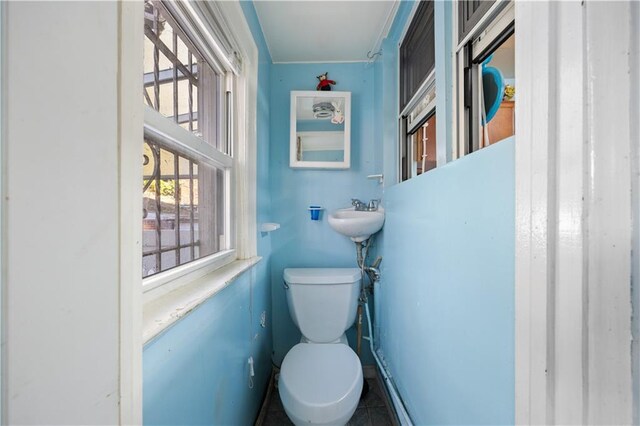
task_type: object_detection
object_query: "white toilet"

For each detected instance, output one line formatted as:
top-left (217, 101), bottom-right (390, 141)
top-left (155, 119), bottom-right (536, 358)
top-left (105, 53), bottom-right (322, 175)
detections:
top-left (279, 268), bottom-right (364, 426)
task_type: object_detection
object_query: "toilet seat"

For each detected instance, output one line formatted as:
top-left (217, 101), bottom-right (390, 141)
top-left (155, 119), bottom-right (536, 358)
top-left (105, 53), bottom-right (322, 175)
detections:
top-left (279, 343), bottom-right (363, 426)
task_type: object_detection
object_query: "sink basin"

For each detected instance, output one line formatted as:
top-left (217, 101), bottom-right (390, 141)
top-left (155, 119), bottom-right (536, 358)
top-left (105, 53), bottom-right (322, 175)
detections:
top-left (328, 207), bottom-right (385, 242)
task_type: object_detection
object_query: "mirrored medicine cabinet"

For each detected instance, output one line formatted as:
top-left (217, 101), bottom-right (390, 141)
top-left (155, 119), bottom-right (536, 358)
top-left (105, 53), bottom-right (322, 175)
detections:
top-left (290, 91), bottom-right (351, 169)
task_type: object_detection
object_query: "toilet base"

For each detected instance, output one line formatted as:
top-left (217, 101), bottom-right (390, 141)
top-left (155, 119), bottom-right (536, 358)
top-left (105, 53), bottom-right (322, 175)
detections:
top-left (279, 343), bottom-right (363, 426)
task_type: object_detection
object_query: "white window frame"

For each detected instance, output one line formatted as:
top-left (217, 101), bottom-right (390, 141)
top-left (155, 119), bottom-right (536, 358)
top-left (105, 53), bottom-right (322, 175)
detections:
top-left (399, 72), bottom-right (436, 181)
top-left (141, 0), bottom-right (257, 298)
top-left (454, 0), bottom-right (513, 158)
top-left (118, 1), bottom-right (257, 421)
top-left (142, 110), bottom-right (235, 292)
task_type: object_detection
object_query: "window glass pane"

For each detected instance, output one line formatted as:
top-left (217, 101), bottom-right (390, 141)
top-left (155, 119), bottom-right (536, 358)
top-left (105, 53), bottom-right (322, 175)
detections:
top-left (143, 254), bottom-right (157, 278)
top-left (176, 35), bottom-right (190, 65)
top-left (401, 79), bottom-right (436, 181)
top-left (142, 140), bottom-right (226, 278)
top-left (195, 162), bottom-right (226, 259)
top-left (192, 84), bottom-right (199, 133)
top-left (161, 251), bottom-right (177, 272)
top-left (177, 155), bottom-right (192, 264)
top-left (143, 36), bottom-right (156, 79)
top-left (180, 247), bottom-right (192, 264)
top-left (177, 79), bottom-right (191, 123)
top-left (479, 32), bottom-right (515, 148)
top-left (158, 81), bottom-right (175, 118)
top-left (143, 1), bottom-right (210, 143)
top-left (144, 86), bottom-right (154, 107)
top-left (412, 114), bottom-right (437, 176)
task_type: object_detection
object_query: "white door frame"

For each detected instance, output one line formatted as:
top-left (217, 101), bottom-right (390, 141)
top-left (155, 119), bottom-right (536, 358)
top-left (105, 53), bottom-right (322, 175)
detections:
top-left (515, 1), bottom-right (636, 424)
top-left (118, 1), bottom-right (144, 424)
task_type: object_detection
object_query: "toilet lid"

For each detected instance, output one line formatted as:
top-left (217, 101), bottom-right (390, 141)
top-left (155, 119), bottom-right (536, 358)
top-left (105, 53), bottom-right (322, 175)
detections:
top-left (279, 343), bottom-right (363, 423)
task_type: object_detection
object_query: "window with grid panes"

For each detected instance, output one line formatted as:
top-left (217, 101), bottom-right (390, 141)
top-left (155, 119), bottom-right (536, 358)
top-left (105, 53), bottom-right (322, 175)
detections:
top-left (142, 0), bottom-right (232, 278)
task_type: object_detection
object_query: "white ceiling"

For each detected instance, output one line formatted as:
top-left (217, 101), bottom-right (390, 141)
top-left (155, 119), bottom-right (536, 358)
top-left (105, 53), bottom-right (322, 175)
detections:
top-left (253, 1), bottom-right (399, 63)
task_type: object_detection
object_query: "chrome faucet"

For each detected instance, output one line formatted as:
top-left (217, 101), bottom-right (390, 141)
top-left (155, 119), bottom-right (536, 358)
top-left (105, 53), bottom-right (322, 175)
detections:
top-left (367, 199), bottom-right (380, 211)
top-left (351, 198), bottom-right (366, 211)
top-left (351, 198), bottom-right (380, 212)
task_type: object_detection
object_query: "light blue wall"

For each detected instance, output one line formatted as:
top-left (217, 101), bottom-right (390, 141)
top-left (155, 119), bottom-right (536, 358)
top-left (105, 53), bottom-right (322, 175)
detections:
top-left (379, 141), bottom-right (515, 424)
top-left (143, 268), bottom-right (271, 425)
top-left (0, 3), bottom-right (3, 420)
top-left (269, 63), bottom-right (381, 367)
top-left (143, 2), bottom-right (273, 424)
top-left (374, 2), bottom-right (516, 424)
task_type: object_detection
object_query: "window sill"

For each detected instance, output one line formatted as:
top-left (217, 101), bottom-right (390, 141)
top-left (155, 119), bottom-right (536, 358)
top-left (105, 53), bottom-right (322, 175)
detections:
top-left (142, 256), bottom-right (261, 344)
top-left (143, 249), bottom-right (237, 297)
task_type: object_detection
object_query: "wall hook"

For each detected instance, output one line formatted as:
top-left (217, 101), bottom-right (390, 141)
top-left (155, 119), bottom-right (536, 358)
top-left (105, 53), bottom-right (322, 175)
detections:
top-left (366, 50), bottom-right (382, 63)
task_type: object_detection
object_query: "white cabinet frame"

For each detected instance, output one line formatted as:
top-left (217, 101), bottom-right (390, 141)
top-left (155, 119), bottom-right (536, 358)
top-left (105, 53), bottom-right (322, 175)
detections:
top-left (289, 90), bottom-right (351, 170)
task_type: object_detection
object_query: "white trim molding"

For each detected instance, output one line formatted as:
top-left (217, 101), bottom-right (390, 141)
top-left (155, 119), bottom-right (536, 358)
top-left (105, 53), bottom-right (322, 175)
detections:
top-left (118, 0), bottom-right (144, 423)
top-left (515, 1), bottom-right (635, 424)
top-left (631, 3), bottom-right (640, 424)
top-left (0, 1), bottom-right (4, 421)
top-left (217, 0), bottom-right (258, 260)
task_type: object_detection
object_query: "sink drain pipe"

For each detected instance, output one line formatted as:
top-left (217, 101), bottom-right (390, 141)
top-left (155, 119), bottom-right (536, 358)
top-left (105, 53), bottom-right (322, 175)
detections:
top-left (355, 240), bottom-right (413, 425)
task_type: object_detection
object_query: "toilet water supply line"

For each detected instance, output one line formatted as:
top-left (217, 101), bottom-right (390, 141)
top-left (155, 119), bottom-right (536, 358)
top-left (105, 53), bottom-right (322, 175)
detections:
top-left (355, 238), bottom-right (413, 426)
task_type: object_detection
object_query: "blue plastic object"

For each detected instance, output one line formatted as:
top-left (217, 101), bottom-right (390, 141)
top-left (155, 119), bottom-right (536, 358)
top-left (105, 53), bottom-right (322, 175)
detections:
top-left (309, 206), bottom-right (322, 221)
top-left (482, 66), bottom-right (505, 124)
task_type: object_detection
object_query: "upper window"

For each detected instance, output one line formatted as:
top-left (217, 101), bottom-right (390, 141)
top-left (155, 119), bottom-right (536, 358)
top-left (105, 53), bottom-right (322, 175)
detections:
top-left (458, 0), bottom-right (495, 40)
top-left (144, 2), bottom-right (202, 136)
top-left (142, 0), bottom-right (235, 280)
top-left (458, 1), bottom-right (515, 154)
top-left (400, 0), bottom-right (435, 112)
top-left (399, 0), bottom-right (437, 181)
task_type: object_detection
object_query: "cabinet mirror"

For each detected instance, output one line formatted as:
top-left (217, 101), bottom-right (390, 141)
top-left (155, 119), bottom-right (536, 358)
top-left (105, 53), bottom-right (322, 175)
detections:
top-left (290, 91), bottom-right (351, 169)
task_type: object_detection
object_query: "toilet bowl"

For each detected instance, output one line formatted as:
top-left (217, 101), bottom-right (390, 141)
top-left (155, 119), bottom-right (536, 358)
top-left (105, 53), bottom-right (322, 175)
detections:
top-left (279, 268), bottom-right (363, 426)
top-left (279, 343), bottom-right (363, 426)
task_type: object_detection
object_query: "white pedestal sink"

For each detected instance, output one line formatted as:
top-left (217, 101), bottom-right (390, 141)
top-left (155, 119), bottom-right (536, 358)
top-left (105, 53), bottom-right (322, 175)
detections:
top-left (328, 207), bottom-right (385, 242)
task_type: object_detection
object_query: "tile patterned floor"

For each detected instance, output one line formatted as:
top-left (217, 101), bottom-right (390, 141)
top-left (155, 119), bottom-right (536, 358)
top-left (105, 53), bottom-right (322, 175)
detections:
top-left (263, 377), bottom-right (394, 426)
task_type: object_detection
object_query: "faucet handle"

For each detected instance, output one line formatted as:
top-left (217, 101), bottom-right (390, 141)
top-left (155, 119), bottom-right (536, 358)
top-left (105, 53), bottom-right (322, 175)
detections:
top-left (367, 199), bottom-right (380, 211)
top-left (351, 198), bottom-right (366, 211)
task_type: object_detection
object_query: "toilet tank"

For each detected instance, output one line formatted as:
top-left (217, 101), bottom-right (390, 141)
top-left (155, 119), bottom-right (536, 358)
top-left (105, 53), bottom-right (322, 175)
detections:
top-left (284, 268), bottom-right (361, 343)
